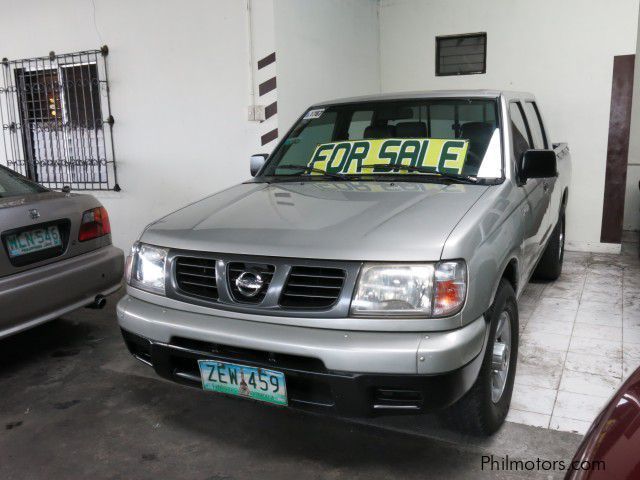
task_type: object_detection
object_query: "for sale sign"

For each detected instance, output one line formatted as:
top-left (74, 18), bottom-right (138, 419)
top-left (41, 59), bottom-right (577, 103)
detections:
top-left (308, 138), bottom-right (469, 175)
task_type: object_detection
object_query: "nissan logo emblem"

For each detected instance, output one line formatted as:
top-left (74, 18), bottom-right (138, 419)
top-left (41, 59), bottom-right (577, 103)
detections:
top-left (235, 271), bottom-right (264, 297)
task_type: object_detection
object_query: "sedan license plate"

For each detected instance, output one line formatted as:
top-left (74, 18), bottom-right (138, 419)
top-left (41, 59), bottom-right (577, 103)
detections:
top-left (198, 360), bottom-right (287, 406)
top-left (5, 226), bottom-right (62, 258)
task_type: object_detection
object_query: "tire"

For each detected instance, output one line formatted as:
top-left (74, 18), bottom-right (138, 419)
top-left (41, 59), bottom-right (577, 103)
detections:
top-left (533, 215), bottom-right (565, 281)
top-left (444, 279), bottom-right (519, 436)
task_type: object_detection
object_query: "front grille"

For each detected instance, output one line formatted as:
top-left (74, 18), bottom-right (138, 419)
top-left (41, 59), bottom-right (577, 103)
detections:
top-left (227, 262), bottom-right (275, 303)
top-left (175, 256), bottom-right (219, 300)
top-left (168, 251), bottom-right (358, 315)
top-left (280, 266), bottom-right (346, 309)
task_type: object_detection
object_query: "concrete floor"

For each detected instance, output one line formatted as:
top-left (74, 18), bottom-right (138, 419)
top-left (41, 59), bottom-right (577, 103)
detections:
top-left (7, 236), bottom-right (638, 479)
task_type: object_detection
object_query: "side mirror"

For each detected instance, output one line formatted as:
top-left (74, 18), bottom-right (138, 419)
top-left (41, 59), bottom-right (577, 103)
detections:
top-left (521, 149), bottom-right (557, 181)
top-left (250, 154), bottom-right (268, 176)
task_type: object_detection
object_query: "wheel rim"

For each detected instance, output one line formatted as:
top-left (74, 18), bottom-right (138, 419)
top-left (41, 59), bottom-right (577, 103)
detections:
top-left (491, 311), bottom-right (512, 403)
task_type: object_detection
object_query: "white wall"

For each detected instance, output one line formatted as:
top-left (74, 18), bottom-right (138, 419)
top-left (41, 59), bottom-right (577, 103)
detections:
top-left (626, 1), bottom-right (640, 231)
top-left (274, 0), bottom-right (381, 132)
top-left (98, 0), bottom-right (272, 252)
top-left (380, 0), bottom-right (639, 251)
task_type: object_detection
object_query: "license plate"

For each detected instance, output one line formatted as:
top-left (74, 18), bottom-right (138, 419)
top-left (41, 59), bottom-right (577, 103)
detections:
top-left (5, 226), bottom-right (62, 257)
top-left (197, 360), bottom-right (287, 406)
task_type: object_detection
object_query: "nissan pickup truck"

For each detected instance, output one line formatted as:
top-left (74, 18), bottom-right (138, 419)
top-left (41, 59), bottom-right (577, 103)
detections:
top-left (117, 90), bottom-right (570, 435)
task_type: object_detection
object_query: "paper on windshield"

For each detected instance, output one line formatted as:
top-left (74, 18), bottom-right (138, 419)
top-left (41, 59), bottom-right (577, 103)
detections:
top-left (307, 138), bottom-right (469, 175)
top-left (303, 108), bottom-right (325, 120)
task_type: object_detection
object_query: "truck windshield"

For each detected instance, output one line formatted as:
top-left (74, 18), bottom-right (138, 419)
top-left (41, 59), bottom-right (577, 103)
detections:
top-left (0, 167), bottom-right (47, 198)
top-left (261, 98), bottom-right (502, 181)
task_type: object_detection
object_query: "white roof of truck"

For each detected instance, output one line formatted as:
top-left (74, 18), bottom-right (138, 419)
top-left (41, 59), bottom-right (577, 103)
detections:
top-left (314, 90), bottom-right (533, 106)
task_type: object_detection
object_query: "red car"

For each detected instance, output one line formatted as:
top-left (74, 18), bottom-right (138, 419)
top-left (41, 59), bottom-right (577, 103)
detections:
top-left (566, 365), bottom-right (640, 479)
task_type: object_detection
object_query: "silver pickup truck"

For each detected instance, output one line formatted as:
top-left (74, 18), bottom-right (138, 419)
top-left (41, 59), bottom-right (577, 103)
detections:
top-left (117, 90), bottom-right (570, 435)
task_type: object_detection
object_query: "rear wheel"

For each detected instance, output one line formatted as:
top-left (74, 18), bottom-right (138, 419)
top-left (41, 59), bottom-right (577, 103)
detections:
top-left (533, 215), bottom-right (565, 281)
top-left (444, 279), bottom-right (519, 435)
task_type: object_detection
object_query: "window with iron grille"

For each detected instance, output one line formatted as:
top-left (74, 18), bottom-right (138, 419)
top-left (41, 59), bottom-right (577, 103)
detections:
top-left (0, 47), bottom-right (119, 191)
top-left (436, 33), bottom-right (487, 76)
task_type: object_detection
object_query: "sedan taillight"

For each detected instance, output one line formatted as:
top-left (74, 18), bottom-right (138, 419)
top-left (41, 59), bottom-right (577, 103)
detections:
top-left (78, 206), bottom-right (111, 242)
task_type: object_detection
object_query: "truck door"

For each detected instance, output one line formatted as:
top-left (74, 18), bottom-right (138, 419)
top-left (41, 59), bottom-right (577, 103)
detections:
top-left (524, 101), bottom-right (557, 247)
top-left (509, 101), bottom-right (546, 277)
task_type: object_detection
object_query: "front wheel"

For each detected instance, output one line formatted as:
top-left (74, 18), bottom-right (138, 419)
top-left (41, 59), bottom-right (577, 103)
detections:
top-left (444, 279), bottom-right (519, 435)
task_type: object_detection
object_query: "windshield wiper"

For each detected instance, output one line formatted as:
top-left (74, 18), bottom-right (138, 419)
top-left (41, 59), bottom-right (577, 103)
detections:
top-left (360, 164), bottom-right (479, 184)
top-left (276, 164), bottom-right (348, 180)
top-left (271, 163), bottom-right (480, 184)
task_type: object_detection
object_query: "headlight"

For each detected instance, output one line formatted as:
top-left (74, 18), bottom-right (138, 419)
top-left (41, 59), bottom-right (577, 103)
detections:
top-left (350, 261), bottom-right (466, 317)
top-left (128, 242), bottom-right (168, 295)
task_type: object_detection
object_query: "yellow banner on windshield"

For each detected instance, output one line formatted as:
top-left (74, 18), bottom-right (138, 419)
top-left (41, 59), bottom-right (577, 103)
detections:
top-left (308, 138), bottom-right (469, 175)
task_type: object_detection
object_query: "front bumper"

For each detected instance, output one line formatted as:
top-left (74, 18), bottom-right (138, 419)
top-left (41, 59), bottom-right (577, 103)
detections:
top-left (0, 245), bottom-right (124, 338)
top-left (117, 294), bottom-right (489, 416)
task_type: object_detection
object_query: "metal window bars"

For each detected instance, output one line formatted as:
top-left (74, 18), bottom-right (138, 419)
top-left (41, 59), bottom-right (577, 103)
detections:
top-left (0, 46), bottom-right (119, 191)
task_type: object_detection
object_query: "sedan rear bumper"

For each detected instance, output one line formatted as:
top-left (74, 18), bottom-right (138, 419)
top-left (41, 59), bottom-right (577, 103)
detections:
top-left (0, 245), bottom-right (124, 338)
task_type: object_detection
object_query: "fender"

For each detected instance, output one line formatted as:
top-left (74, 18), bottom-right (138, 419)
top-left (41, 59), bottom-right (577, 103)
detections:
top-left (489, 254), bottom-right (520, 308)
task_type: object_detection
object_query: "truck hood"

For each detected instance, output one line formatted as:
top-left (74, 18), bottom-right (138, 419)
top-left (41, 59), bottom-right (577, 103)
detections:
top-left (141, 181), bottom-right (489, 261)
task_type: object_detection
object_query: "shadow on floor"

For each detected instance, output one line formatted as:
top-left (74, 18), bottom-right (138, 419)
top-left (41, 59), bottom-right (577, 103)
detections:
top-left (0, 318), bottom-right (100, 373)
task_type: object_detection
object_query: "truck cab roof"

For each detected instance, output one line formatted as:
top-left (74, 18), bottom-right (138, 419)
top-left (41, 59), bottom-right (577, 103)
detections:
top-left (313, 89), bottom-right (535, 107)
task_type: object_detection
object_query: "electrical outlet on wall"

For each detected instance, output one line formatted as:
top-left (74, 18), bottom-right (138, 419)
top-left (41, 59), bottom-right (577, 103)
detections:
top-left (248, 105), bottom-right (266, 122)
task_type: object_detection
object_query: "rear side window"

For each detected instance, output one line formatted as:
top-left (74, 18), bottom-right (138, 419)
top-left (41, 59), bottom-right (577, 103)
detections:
top-left (509, 102), bottom-right (532, 161)
top-left (0, 167), bottom-right (46, 198)
top-left (524, 102), bottom-right (548, 149)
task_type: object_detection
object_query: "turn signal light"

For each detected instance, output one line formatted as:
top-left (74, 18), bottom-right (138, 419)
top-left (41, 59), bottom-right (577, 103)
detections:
top-left (433, 261), bottom-right (467, 316)
top-left (78, 206), bottom-right (111, 242)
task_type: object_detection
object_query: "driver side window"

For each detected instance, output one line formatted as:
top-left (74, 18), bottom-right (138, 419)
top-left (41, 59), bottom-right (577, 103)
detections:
top-left (509, 102), bottom-right (532, 176)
